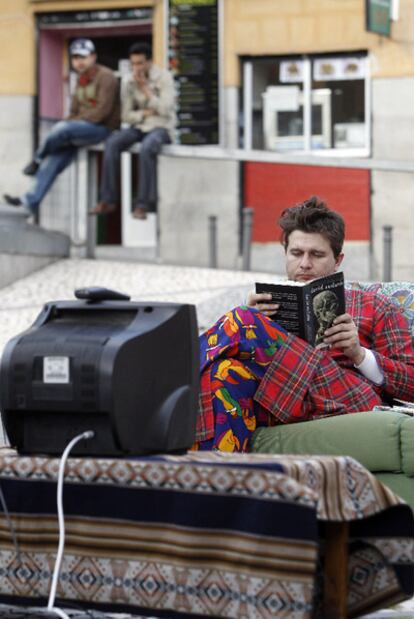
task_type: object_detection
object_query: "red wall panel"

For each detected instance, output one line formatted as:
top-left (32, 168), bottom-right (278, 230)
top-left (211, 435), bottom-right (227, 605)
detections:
top-left (243, 163), bottom-right (371, 243)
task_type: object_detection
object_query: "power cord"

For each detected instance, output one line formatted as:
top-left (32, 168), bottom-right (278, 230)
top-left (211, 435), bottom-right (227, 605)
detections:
top-left (47, 431), bottom-right (94, 619)
top-left (0, 482), bottom-right (21, 564)
top-left (0, 430), bottom-right (120, 619)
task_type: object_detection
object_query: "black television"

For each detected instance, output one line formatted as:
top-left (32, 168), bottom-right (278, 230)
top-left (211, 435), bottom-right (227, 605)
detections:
top-left (0, 294), bottom-right (199, 457)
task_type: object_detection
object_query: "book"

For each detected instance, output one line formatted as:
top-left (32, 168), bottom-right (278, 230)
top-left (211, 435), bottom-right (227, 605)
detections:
top-left (255, 271), bottom-right (345, 346)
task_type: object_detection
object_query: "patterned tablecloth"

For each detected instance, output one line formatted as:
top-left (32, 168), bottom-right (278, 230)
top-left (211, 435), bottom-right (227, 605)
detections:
top-left (0, 449), bottom-right (412, 618)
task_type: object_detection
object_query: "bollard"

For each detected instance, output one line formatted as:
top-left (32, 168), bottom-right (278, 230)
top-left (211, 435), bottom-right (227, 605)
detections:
top-left (86, 150), bottom-right (98, 259)
top-left (209, 215), bottom-right (218, 268)
top-left (383, 225), bottom-right (393, 282)
top-left (241, 207), bottom-right (254, 271)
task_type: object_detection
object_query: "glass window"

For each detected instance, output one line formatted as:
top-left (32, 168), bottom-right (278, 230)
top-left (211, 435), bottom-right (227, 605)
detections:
top-left (242, 52), bottom-right (368, 155)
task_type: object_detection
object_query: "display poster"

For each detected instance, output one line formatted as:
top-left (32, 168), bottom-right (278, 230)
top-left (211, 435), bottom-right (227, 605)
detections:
top-left (365, 0), bottom-right (392, 36)
top-left (313, 56), bottom-right (366, 81)
top-left (168, 0), bottom-right (220, 145)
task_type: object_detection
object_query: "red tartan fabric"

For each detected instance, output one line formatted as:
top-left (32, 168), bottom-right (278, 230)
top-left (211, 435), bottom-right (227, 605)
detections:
top-left (197, 288), bottom-right (414, 443)
top-left (254, 333), bottom-right (383, 423)
top-left (256, 288), bottom-right (414, 424)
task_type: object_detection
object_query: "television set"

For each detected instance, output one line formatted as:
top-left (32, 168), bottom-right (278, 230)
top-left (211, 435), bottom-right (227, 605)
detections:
top-left (0, 294), bottom-right (199, 457)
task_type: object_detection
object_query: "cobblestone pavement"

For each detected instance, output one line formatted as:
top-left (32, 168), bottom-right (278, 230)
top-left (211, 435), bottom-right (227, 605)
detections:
top-left (0, 258), bottom-right (413, 618)
top-left (0, 257), bottom-right (271, 356)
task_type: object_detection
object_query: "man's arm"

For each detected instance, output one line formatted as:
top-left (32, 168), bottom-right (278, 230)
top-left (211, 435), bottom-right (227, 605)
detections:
top-left (369, 296), bottom-right (414, 401)
top-left (144, 70), bottom-right (175, 118)
top-left (325, 293), bottom-right (414, 401)
top-left (69, 93), bottom-right (79, 118)
top-left (122, 69), bottom-right (175, 126)
top-left (70, 71), bottom-right (119, 125)
top-left (122, 81), bottom-right (146, 125)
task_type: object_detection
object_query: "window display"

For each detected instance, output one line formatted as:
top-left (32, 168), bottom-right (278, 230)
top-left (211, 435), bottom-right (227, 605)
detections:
top-left (243, 53), bottom-right (368, 155)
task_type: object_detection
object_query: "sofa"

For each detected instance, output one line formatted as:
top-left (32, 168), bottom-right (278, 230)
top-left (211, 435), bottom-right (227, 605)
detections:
top-left (251, 281), bottom-right (414, 510)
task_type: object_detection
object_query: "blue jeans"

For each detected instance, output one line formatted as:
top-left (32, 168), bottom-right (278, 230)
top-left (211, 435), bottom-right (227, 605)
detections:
top-left (24, 120), bottom-right (110, 212)
top-left (99, 127), bottom-right (171, 209)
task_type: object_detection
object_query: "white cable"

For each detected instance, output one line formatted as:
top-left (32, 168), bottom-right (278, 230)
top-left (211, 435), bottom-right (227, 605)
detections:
top-left (47, 430), bottom-right (95, 619)
top-left (0, 482), bottom-right (21, 564)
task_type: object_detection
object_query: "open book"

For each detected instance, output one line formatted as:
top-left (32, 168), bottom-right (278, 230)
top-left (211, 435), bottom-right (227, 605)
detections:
top-left (255, 271), bottom-right (345, 346)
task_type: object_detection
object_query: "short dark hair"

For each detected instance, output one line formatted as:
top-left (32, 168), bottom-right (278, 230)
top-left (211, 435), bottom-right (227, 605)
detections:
top-left (128, 42), bottom-right (152, 59)
top-left (279, 196), bottom-right (345, 258)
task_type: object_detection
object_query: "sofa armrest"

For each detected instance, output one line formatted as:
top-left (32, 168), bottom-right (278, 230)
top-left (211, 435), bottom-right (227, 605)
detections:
top-left (251, 410), bottom-right (408, 473)
top-left (401, 415), bottom-right (414, 476)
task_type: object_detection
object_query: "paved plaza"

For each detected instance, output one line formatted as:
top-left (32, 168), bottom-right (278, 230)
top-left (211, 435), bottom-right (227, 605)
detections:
top-left (0, 257), bottom-right (413, 618)
top-left (0, 258), bottom-right (275, 357)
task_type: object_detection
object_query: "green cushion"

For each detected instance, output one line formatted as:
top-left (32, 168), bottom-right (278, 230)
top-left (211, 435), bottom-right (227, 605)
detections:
top-left (375, 472), bottom-right (414, 510)
top-left (251, 410), bottom-right (408, 473)
top-left (400, 415), bottom-right (414, 476)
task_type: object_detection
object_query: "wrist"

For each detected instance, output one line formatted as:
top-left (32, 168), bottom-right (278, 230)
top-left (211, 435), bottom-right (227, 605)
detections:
top-left (353, 347), bottom-right (366, 367)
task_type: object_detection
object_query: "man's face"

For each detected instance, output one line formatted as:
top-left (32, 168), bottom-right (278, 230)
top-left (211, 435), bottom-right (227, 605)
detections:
top-left (285, 230), bottom-right (344, 282)
top-left (71, 53), bottom-right (97, 74)
top-left (130, 53), bottom-right (151, 79)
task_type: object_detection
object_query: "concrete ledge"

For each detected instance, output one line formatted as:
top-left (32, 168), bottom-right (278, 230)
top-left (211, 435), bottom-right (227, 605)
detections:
top-left (0, 254), bottom-right (60, 289)
top-left (0, 204), bottom-right (70, 288)
top-left (0, 205), bottom-right (70, 257)
top-left (86, 142), bottom-right (414, 172)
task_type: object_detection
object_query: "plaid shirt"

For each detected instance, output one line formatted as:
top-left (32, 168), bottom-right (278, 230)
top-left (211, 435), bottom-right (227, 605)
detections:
top-left (197, 289), bottom-right (414, 441)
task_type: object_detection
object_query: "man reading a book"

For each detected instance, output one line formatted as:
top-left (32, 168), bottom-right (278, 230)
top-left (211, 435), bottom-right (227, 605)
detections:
top-left (194, 196), bottom-right (414, 453)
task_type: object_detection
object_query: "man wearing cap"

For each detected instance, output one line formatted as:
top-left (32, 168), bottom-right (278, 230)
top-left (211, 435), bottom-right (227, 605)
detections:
top-left (89, 42), bottom-right (175, 220)
top-left (3, 38), bottom-right (120, 216)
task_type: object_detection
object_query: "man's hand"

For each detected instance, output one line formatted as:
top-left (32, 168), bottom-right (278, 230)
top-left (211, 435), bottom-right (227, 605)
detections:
top-left (134, 70), bottom-right (153, 99)
top-left (134, 69), bottom-right (148, 87)
top-left (247, 291), bottom-right (279, 317)
top-left (142, 108), bottom-right (155, 118)
top-left (323, 313), bottom-right (365, 365)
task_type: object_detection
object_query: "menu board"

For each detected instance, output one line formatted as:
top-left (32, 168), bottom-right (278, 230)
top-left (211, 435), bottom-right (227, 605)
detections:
top-left (168, 0), bottom-right (220, 145)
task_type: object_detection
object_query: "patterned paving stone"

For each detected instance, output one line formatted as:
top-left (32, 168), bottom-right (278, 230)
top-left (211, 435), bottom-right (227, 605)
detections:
top-left (0, 258), bottom-right (276, 356)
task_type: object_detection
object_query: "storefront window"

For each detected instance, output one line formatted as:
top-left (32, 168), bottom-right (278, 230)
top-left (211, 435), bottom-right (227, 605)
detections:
top-left (242, 52), bottom-right (369, 155)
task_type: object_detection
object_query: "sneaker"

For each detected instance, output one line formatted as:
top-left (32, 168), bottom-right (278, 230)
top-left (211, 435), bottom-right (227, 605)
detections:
top-left (132, 207), bottom-right (147, 220)
top-left (3, 194), bottom-right (23, 207)
top-left (89, 202), bottom-right (117, 216)
top-left (22, 160), bottom-right (40, 176)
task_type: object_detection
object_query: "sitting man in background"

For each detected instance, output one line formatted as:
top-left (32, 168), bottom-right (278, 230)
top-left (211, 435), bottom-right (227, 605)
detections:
top-left (194, 196), bottom-right (414, 452)
top-left (4, 38), bottom-right (120, 217)
top-left (89, 42), bottom-right (176, 220)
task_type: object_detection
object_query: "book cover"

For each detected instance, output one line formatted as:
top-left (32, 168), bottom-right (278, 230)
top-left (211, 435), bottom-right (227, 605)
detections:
top-left (255, 271), bottom-right (345, 346)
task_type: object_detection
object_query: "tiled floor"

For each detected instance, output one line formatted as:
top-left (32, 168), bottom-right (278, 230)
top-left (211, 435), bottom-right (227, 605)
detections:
top-left (0, 257), bottom-right (413, 618)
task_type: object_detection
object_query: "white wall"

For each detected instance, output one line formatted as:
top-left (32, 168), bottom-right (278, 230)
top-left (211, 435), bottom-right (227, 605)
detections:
top-left (158, 154), bottom-right (240, 269)
top-left (371, 77), bottom-right (414, 281)
top-left (0, 95), bottom-right (33, 199)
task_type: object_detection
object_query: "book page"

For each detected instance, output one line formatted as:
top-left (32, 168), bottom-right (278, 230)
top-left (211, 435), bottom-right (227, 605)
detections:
top-left (255, 282), bottom-right (304, 337)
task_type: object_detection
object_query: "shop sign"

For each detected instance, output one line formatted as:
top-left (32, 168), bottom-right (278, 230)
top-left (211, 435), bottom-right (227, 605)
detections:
top-left (37, 8), bottom-right (152, 26)
top-left (366, 0), bottom-right (392, 36)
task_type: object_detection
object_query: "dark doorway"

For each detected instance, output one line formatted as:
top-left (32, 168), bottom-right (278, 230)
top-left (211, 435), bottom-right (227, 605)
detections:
top-left (36, 9), bottom-right (153, 246)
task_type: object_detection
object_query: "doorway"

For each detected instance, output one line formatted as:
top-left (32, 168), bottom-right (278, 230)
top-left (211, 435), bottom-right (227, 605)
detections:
top-left (36, 8), bottom-right (153, 245)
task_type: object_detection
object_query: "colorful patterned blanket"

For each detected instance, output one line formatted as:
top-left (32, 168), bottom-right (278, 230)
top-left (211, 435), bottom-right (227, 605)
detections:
top-left (0, 450), bottom-right (412, 618)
